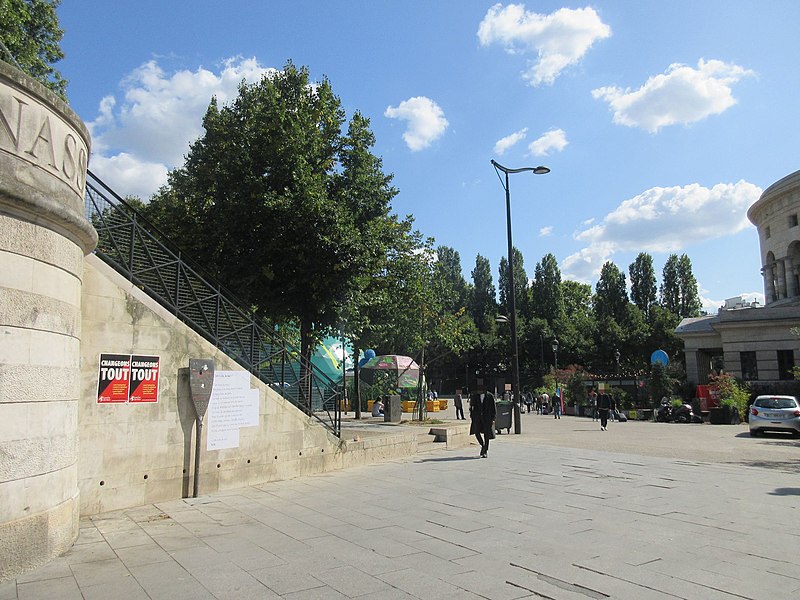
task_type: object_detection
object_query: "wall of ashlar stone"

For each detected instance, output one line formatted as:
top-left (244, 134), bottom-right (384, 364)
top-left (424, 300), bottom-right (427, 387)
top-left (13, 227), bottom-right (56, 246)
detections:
top-left (0, 60), bottom-right (95, 581)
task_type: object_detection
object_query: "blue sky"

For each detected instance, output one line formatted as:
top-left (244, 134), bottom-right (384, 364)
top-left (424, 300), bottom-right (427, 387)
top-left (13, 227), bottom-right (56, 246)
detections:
top-left (57, 1), bottom-right (800, 313)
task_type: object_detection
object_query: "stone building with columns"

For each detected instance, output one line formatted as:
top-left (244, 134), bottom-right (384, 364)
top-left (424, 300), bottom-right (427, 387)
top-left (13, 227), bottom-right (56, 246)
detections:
top-left (677, 170), bottom-right (800, 394)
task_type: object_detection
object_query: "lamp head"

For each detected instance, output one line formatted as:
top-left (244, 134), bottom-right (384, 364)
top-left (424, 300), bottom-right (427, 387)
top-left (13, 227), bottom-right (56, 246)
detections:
top-left (551, 338), bottom-right (559, 353)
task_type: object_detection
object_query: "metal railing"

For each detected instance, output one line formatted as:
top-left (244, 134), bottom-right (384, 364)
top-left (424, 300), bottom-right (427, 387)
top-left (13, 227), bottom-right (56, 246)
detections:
top-left (83, 170), bottom-right (341, 437)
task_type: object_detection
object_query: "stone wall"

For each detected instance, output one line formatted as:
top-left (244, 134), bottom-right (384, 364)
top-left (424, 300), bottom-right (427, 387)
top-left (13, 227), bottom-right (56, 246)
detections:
top-left (78, 255), bottom-right (420, 516)
top-left (0, 60), bottom-right (94, 581)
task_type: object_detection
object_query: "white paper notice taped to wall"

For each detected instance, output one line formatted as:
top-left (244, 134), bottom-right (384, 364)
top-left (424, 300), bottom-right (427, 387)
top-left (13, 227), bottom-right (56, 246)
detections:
top-left (207, 371), bottom-right (260, 450)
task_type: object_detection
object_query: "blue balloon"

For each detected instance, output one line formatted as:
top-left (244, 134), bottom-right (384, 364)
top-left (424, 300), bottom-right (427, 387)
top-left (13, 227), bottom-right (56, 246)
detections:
top-left (651, 349), bottom-right (669, 366)
top-left (364, 349), bottom-right (376, 360)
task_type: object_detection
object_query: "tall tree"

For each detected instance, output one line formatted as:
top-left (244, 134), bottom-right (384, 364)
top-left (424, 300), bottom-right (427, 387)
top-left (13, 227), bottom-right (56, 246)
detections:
top-left (145, 63), bottom-right (398, 363)
top-left (434, 245), bottom-right (468, 313)
top-left (660, 254), bottom-right (681, 315)
top-left (660, 253), bottom-right (701, 318)
top-left (0, 0), bottom-right (66, 98)
top-left (498, 247), bottom-right (528, 319)
top-left (468, 254), bottom-right (496, 333)
top-left (594, 261), bottom-right (628, 323)
top-left (677, 254), bottom-right (702, 317)
top-left (629, 252), bottom-right (657, 322)
top-left (530, 253), bottom-right (563, 326)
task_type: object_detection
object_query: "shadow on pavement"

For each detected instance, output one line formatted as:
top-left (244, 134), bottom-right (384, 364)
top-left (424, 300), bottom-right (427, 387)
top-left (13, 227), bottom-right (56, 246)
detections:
top-left (770, 487), bottom-right (800, 496)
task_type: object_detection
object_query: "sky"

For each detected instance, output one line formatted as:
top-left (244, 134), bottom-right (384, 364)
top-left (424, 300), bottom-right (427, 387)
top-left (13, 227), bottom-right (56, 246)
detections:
top-left (56, 1), bottom-right (800, 314)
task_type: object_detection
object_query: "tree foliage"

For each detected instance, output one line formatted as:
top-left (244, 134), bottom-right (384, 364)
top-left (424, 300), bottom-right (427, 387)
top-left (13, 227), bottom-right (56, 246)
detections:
top-left (594, 261), bottom-right (628, 323)
top-left (143, 63), bottom-right (401, 361)
top-left (530, 253), bottom-right (563, 326)
top-left (468, 254), bottom-right (497, 333)
top-left (629, 252), bottom-right (657, 322)
top-left (0, 0), bottom-right (66, 99)
top-left (660, 253), bottom-right (701, 318)
top-left (498, 247), bottom-right (527, 319)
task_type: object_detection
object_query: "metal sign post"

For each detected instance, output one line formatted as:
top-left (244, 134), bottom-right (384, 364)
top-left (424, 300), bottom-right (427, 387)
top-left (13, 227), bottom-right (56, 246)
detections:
top-left (188, 359), bottom-right (215, 498)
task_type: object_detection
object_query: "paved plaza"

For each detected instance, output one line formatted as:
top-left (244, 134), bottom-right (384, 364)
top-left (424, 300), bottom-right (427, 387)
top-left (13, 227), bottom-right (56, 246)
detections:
top-left (3, 413), bottom-right (799, 599)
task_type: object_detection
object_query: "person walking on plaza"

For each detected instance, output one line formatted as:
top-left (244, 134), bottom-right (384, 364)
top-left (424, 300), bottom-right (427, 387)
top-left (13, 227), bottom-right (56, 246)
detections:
top-left (589, 390), bottom-right (598, 421)
top-left (597, 391), bottom-right (612, 430)
top-left (454, 389), bottom-right (465, 420)
top-left (524, 390), bottom-right (534, 413)
top-left (470, 384), bottom-right (496, 458)
top-left (553, 388), bottom-right (562, 419)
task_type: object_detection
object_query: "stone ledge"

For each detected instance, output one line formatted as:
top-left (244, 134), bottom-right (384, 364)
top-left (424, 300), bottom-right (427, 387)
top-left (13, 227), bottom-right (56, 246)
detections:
top-left (428, 424), bottom-right (470, 449)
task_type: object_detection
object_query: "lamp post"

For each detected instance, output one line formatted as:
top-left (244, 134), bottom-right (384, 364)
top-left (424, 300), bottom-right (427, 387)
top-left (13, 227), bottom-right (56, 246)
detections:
top-left (491, 160), bottom-right (550, 434)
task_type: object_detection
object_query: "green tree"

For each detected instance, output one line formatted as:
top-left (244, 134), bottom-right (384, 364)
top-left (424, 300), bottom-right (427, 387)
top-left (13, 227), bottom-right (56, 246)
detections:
top-left (557, 280), bottom-right (596, 368)
top-left (434, 245), bottom-right (468, 313)
top-left (629, 252), bottom-right (657, 322)
top-left (530, 253), bottom-right (563, 326)
top-left (677, 254), bottom-right (702, 317)
top-left (144, 63), bottom-right (398, 365)
top-left (0, 0), bottom-right (66, 99)
top-left (660, 253), bottom-right (701, 318)
top-left (468, 254), bottom-right (497, 333)
top-left (594, 261), bottom-right (628, 323)
top-left (498, 247), bottom-right (528, 319)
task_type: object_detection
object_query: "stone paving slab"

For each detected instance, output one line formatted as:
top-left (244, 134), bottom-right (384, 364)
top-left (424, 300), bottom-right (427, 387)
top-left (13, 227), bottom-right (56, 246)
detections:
top-left (4, 416), bottom-right (800, 599)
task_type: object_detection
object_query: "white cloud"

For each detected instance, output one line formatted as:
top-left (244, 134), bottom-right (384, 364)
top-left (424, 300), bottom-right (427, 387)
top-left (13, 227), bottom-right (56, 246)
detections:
top-left (528, 128), bottom-right (568, 156)
top-left (562, 180), bottom-right (762, 281)
top-left (478, 3), bottom-right (611, 86)
top-left (539, 226), bottom-right (553, 236)
top-left (592, 58), bottom-right (755, 132)
top-left (88, 153), bottom-right (169, 200)
top-left (87, 56), bottom-right (277, 198)
top-left (384, 96), bottom-right (449, 151)
top-left (494, 128), bottom-right (527, 155)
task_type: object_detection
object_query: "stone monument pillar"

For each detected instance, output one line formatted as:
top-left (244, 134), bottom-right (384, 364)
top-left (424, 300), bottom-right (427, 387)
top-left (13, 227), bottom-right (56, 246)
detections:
top-left (0, 60), bottom-right (95, 581)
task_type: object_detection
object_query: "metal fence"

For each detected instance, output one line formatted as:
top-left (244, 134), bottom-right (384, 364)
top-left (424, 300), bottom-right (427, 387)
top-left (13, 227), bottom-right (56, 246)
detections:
top-left (83, 171), bottom-right (341, 437)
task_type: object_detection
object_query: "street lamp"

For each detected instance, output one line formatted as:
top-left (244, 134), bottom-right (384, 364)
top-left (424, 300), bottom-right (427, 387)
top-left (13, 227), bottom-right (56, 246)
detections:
top-left (614, 348), bottom-right (621, 389)
top-left (551, 338), bottom-right (559, 371)
top-left (491, 160), bottom-right (550, 434)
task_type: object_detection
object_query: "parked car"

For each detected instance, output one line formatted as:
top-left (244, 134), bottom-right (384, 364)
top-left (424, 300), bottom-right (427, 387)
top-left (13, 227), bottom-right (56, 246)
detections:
top-left (749, 395), bottom-right (800, 437)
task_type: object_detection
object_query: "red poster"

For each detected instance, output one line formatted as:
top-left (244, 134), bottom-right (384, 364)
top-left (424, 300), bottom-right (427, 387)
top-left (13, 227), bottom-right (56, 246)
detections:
top-left (128, 355), bottom-right (160, 403)
top-left (97, 354), bottom-right (131, 403)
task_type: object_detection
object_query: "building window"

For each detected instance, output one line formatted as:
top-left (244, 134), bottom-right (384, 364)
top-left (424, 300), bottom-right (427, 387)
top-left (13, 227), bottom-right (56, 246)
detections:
top-left (778, 350), bottom-right (795, 380)
top-left (765, 226), bottom-right (771, 239)
top-left (790, 214), bottom-right (799, 228)
top-left (740, 351), bottom-right (758, 381)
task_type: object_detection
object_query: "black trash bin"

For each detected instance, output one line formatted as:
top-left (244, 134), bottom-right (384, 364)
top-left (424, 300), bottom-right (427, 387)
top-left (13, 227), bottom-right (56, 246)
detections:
top-left (495, 401), bottom-right (513, 434)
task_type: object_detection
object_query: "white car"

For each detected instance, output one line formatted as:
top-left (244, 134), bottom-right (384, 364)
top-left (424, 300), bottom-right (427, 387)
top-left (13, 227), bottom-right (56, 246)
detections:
top-left (749, 395), bottom-right (800, 437)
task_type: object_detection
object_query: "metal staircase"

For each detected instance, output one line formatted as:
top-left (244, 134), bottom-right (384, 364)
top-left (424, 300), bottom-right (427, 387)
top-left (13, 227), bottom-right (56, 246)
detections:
top-left (83, 171), bottom-right (341, 437)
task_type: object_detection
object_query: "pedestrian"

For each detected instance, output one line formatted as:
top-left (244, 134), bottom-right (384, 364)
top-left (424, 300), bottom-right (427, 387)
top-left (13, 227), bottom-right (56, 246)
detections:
top-left (541, 392), bottom-right (549, 415)
top-left (597, 391), bottom-right (612, 430)
top-left (454, 389), bottom-right (465, 420)
top-left (524, 390), bottom-right (533, 413)
top-left (609, 389), bottom-right (616, 421)
top-left (589, 390), bottom-right (598, 421)
top-left (469, 384), bottom-right (496, 458)
top-left (553, 389), bottom-right (562, 419)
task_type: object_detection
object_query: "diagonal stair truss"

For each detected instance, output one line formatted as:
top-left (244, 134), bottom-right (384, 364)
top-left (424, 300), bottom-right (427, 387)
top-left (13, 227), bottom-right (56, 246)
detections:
top-left (83, 170), bottom-right (341, 437)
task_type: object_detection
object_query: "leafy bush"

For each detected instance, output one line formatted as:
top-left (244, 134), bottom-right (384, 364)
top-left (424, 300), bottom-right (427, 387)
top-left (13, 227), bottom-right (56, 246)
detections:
top-left (709, 373), bottom-right (750, 420)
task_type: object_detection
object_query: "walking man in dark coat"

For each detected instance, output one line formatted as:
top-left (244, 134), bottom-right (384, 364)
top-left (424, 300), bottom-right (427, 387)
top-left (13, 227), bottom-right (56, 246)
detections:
top-left (454, 389), bottom-right (465, 420)
top-left (470, 384), bottom-right (496, 458)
